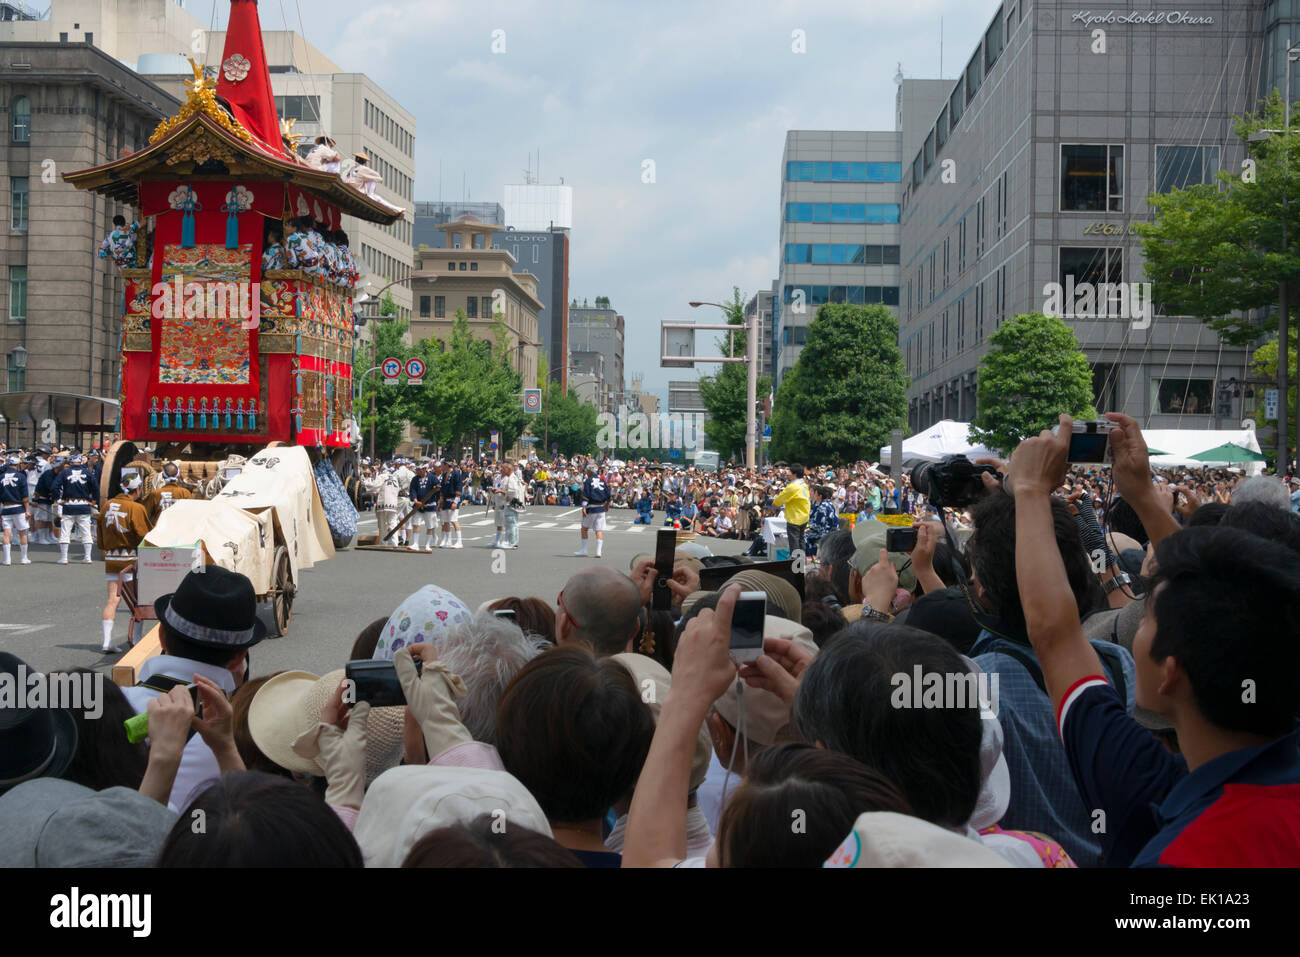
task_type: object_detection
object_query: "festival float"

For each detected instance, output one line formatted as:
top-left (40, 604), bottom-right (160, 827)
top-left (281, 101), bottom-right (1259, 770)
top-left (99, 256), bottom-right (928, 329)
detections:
top-left (62, 0), bottom-right (400, 552)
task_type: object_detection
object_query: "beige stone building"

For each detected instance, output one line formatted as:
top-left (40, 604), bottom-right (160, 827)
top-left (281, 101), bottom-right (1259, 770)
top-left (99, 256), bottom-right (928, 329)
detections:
top-left (1, 41), bottom-right (178, 412)
top-left (410, 217), bottom-right (542, 389)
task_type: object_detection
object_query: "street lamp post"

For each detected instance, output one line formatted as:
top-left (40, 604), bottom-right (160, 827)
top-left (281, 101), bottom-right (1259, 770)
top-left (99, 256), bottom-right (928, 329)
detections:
top-left (353, 365), bottom-right (386, 460)
top-left (689, 301), bottom-right (758, 469)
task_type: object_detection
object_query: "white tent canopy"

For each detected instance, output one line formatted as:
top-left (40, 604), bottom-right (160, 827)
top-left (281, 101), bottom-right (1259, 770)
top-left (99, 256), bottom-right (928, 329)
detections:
top-left (877, 420), bottom-right (996, 469)
top-left (879, 422), bottom-right (1263, 474)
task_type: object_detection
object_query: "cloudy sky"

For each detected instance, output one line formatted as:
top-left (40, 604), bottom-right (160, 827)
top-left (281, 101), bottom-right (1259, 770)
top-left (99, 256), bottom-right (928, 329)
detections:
top-left (190, 0), bottom-right (998, 398)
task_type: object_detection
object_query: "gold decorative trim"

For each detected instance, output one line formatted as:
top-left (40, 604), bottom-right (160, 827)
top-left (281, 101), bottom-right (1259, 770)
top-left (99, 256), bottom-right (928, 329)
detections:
top-left (149, 58), bottom-right (255, 148)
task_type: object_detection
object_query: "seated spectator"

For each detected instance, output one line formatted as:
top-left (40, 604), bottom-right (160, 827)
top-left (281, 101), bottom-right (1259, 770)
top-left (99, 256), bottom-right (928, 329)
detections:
top-left (348, 617), bottom-right (390, 660)
top-left (0, 777), bottom-right (177, 867)
top-left (156, 771), bottom-right (363, 867)
top-left (1230, 474), bottom-right (1291, 510)
top-left (402, 813), bottom-right (582, 867)
top-left (486, 596), bottom-right (559, 644)
top-left (230, 673), bottom-right (297, 779)
top-left (53, 668), bottom-right (148, 791)
top-left (1012, 414), bottom-right (1300, 866)
top-left (354, 764), bottom-right (554, 866)
top-left (788, 622), bottom-right (1074, 866)
top-left (555, 566), bottom-right (644, 657)
top-left (495, 647), bottom-right (655, 866)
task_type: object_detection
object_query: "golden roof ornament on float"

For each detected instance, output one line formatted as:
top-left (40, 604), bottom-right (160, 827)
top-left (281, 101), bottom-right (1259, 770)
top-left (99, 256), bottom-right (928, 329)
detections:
top-left (149, 58), bottom-right (255, 148)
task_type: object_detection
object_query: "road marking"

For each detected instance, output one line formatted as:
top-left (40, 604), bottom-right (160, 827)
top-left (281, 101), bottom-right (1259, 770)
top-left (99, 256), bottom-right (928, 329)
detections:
top-left (556, 507), bottom-right (582, 518)
top-left (565, 523), bottom-right (582, 530)
top-left (0, 623), bottom-right (54, 635)
top-left (534, 522), bottom-right (556, 528)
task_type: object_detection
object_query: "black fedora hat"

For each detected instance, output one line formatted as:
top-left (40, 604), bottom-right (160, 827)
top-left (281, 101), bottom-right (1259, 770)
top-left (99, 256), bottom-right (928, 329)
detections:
top-left (155, 565), bottom-right (268, 650)
top-left (0, 652), bottom-right (78, 792)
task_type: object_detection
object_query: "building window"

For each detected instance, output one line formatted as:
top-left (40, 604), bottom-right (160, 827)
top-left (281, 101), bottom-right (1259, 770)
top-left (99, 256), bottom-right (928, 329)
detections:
top-left (1155, 145), bottom-right (1221, 193)
top-left (272, 95), bottom-right (320, 122)
top-left (419, 295), bottom-right (431, 318)
top-left (1061, 144), bottom-right (1124, 212)
top-left (459, 262), bottom-right (467, 270)
top-left (434, 296), bottom-right (445, 318)
top-left (472, 233), bottom-right (485, 249)
top-left (11, 177), bottom-right (29, 230)
top-left (1059, 247), bottom-right (1124, 316)
top-left (984, 17), bottom-right (1005, 70)
top-left (1152, 378), bottom-right (1213, 415)
top-left (482, 296), bottom-right (494, 317)
top-left (965, 48), bottom-right (983, 103)
top-left (470, 262), bottom-right (478, 271)
top-left (59, 32), bottom-right (68, 42)
top-left (6, 352), bottom-right (24, 392)
top-left (466, 297), bottom-right (478, 318)
top-left (447, 261), bottom-right (456, 271)
top-left (949, 78), bottom-right (965, 129)
top-left (785, 161), bottom-right (901, 182)
top-left (8, 266), bottom-right (27, 321)
top-left (84, 32), bottom-right (93, 44)
top-left (11, 96), bottom-right (30, 143)
top-left (783, 203), bottom-right (899, 223)
top-left (935, 107), bottom-right (949, 150)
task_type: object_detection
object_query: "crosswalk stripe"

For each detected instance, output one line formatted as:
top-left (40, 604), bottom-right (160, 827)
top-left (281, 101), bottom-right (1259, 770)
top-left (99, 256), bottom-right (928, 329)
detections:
top-left (534, 522), bottom-right (556, 528)
top-left (469, 519), bottom-right (495, 526)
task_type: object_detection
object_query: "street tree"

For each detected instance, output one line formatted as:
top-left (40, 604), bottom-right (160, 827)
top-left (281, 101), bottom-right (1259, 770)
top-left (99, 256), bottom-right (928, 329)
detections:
top-left (970, 311), bottom-right (1097, 455)
top-left (768, 302), bottom-right (907, 463)
top-left (697, 286), bottom-right (770, 461)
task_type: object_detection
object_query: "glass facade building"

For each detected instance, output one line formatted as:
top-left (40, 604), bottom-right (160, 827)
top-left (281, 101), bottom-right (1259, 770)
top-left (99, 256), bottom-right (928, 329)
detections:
top-left (899, 0), bottom-right (1262, 433)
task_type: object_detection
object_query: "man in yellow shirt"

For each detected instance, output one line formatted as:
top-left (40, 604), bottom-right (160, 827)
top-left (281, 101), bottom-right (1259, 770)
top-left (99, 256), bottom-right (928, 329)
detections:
top-left (772, 463), bottom-right (811, 555)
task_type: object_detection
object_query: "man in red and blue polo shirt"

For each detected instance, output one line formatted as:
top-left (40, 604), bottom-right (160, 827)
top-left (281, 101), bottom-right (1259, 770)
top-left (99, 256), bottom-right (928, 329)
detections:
top-left (1006, 412), bottom-right (1300, 867)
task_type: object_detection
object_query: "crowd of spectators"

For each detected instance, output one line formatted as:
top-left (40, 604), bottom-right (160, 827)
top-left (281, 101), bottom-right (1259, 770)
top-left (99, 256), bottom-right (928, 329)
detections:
top-left (3, 411), bottom-right (1298, 867)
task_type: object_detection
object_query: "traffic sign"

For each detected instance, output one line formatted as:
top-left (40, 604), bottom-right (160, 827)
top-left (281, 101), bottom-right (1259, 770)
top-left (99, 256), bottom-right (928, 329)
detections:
top-left (404, 357), bottom-right (426, 380)
top-left (381, 357), bottom-right (402, 378)
top-left (762, 424), bottom-right (771, 438)
top-left (523, 388), bottom-right (542, 413)
top-left (1265, 389), bottom-right (1279, 420)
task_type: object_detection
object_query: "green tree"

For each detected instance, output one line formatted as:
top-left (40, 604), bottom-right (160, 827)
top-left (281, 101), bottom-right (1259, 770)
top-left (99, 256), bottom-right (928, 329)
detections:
top-left (543, 387), bottom-right (600, 456)
top-left (768, 302), bottom-right (908, 463)
top-left (406, 310), bottom-right (528, 456)
top-left (1139, 93), bottom-right (1299, 346)
top-left (697, 287), bottom-right (771, 461)
top-left (1252, 325), bottom-right (1298, 432)
top-left (970, 312), bottom-right (1097, 455)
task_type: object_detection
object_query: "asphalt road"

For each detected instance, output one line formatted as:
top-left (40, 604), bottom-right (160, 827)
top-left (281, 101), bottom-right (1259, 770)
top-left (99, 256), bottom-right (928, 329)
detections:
top-left (2, 504), bottom-right (751, 680)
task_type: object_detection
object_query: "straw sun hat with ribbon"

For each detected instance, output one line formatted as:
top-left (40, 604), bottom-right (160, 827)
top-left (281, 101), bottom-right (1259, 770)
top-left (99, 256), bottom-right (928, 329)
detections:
top-left (248, 669), bottom-right (404, 785)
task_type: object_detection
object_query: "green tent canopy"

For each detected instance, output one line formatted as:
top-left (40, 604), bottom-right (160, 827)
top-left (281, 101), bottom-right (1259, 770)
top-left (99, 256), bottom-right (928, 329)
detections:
top-left (1188, 442), bottom-right (1268, 463)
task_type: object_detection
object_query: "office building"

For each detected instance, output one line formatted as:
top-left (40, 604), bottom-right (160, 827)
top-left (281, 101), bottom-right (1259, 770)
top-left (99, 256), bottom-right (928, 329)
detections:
top-left (569, 300), bottom-right (624, 412)
top-left (410, 216), bottom-right (542, 389)
top-left (900, 0), bottom-right (1262, 432)
top-left (775, 131), bottom-right (904, 383)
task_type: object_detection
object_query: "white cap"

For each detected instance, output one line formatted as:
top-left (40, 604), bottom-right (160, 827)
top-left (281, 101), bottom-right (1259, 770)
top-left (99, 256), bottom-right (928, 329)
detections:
top-left (121, 475), bottom-right (142, 492)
